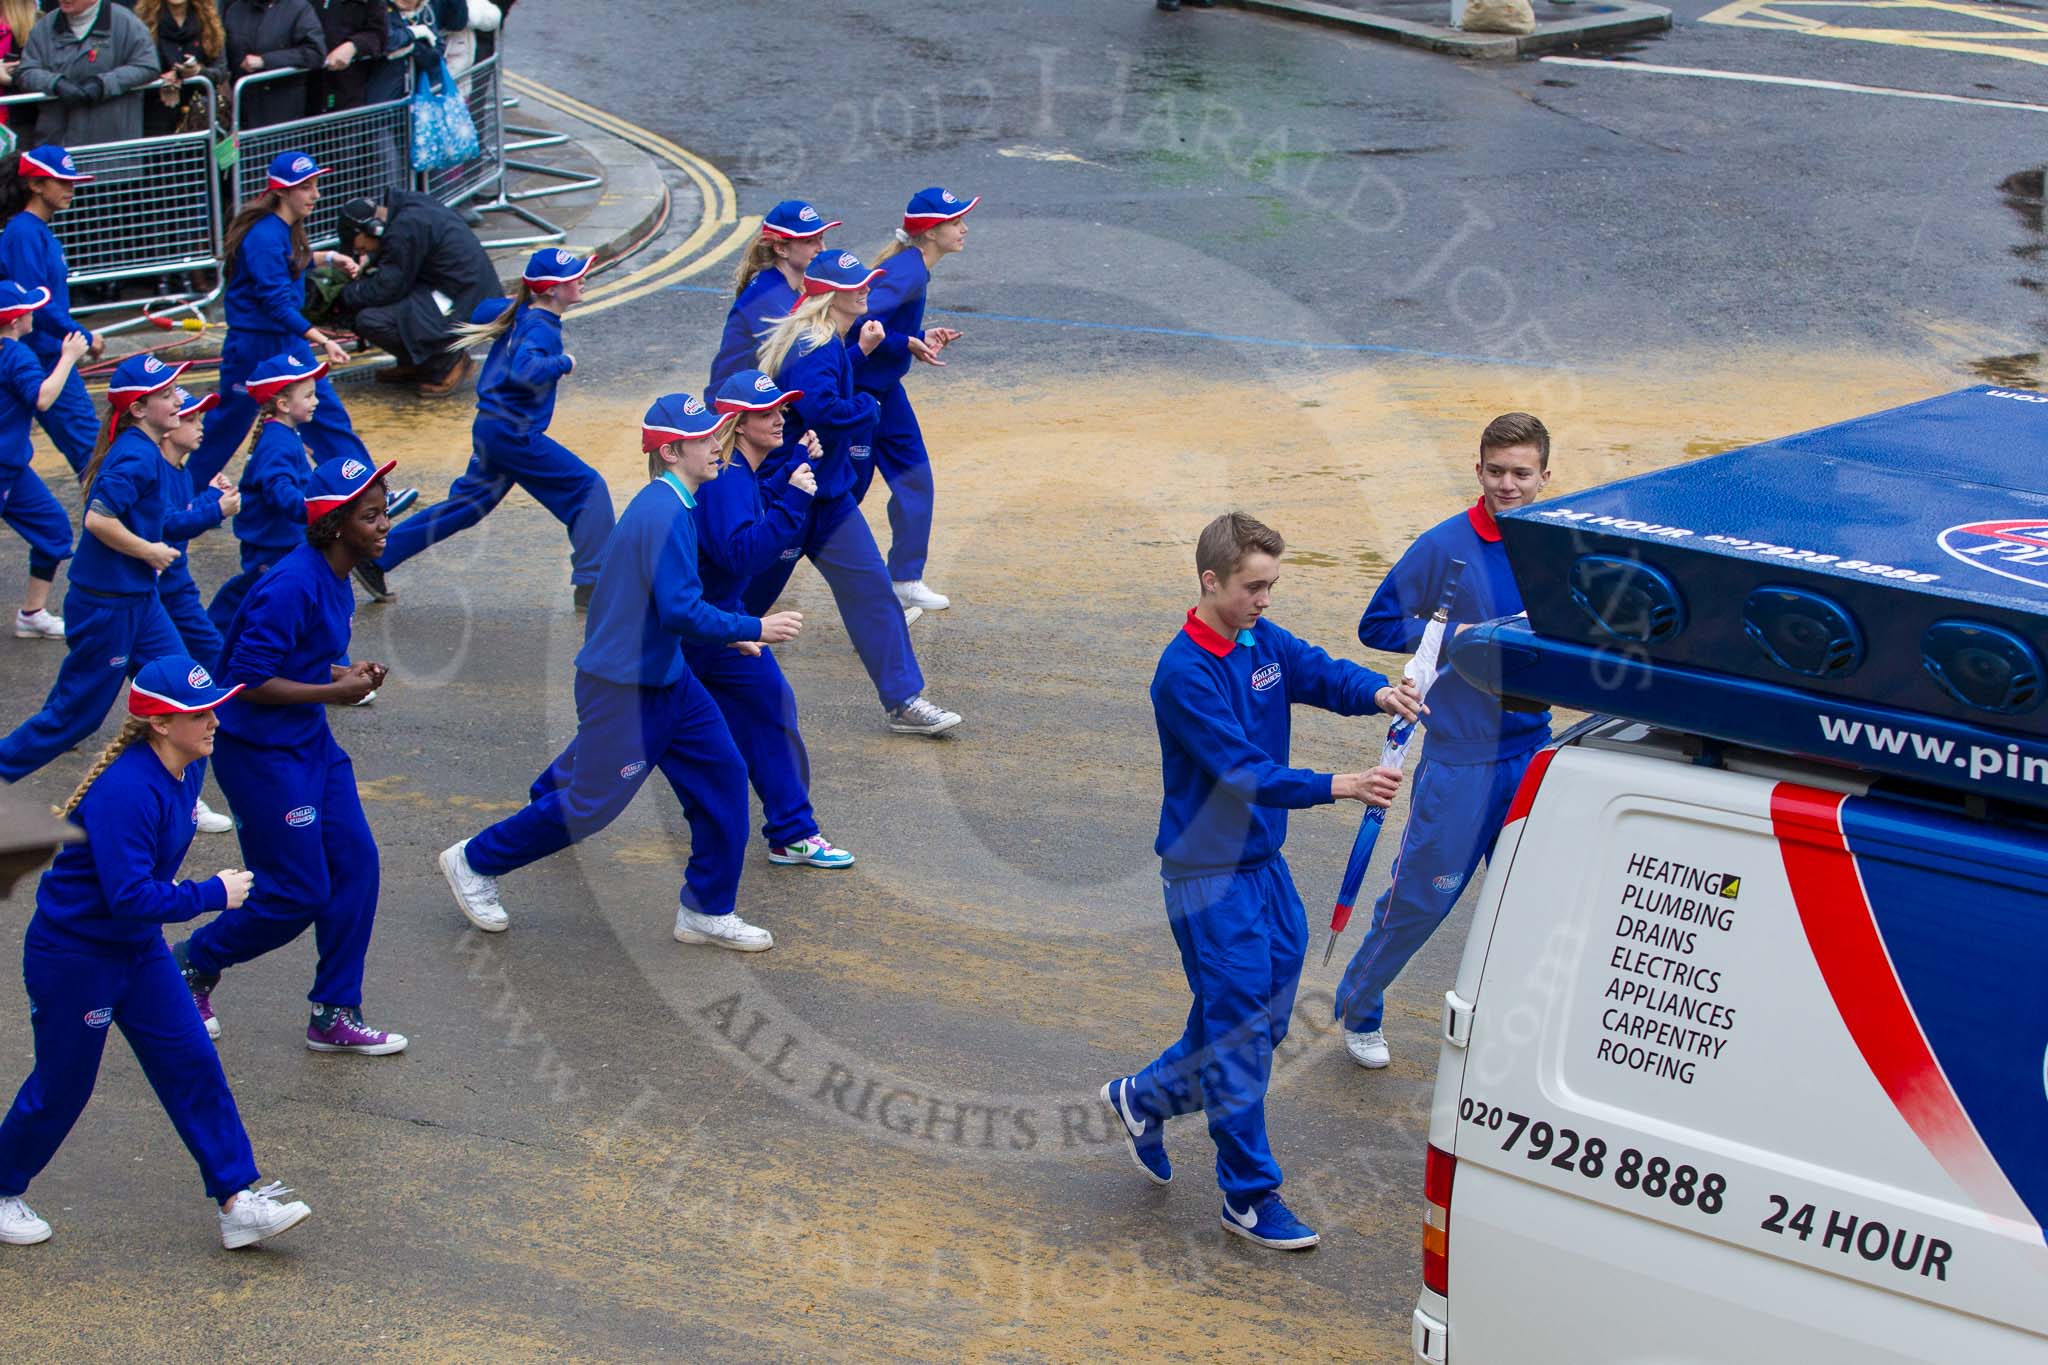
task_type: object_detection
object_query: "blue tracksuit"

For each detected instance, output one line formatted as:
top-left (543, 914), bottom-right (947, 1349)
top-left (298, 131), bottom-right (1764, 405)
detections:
top-left (850, 251), bottom-right (937, 581)
top-left (188, 215), bottom-right (370, 487)
top-left (1125, 609), bottom-right (1391, 1200)
top-left (0, 429), bottom-right (183, 782)
top-left (0, 743), bottom-right (260, 1203)
top-left (206, 419), bottom-right (311, 635)
top-left (183, 545), bottom-right (380, 1008)
top-left (157, 454), bottom-right (227, 673)
top-left (690, 455), bottom-right (821, 848)
top-left (743, 333), bottom-right (924, 712)
top-left (0, 211), bottom-right (97, 475)
top-left (0, 336), bottom-right (71, 584)
top-left (465, 475), bottom-right (756, 918)
top-left (1335, 502), bottom-right (1553, 1034)
top-left (376, 302), bottom-right (613, 587)
top-left (707, 269), bottom-right (799, 400)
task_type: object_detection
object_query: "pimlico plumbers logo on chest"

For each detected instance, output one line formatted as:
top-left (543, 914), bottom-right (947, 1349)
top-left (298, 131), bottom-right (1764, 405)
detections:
top-left (1251, 663), bottom-right (1282, 692)
top-left (1938, 520), bottom-right (2048, 590)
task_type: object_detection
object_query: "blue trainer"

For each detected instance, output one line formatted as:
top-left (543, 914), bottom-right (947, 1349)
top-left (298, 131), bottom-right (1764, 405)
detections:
top-left (1221, 1192), bottom-right (1319, 1250)
top-left (1100, 1076), bottom-right (1170, 1185)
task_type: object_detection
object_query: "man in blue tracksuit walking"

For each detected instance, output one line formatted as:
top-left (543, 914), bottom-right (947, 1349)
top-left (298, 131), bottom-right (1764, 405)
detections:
top-left (1100, 511), bottom-right (1418, 1251)
top-left (1334, 413), bottom-right (1555, 1070)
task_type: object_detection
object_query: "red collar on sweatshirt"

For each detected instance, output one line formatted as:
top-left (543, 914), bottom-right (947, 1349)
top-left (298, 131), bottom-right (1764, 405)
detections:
top-left (1183, 607), bottom-right (1239, 657)
top-left (1467, 499), bottom-right (1502, 543)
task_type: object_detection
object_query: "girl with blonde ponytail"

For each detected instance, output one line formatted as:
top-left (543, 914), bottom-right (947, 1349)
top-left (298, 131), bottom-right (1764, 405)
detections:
top-left (851, 187), bottom-right (978, 615)
top-left (356, 250), bottom-right (613, 611)
top-left (0, 356), bottom-right (191, 784)
top-left (0, 655), bottom-right (316, 1254)
top-left (743, 250), bottom-right (964, 738)
top-left (707, 199), bottom-right (840, 398)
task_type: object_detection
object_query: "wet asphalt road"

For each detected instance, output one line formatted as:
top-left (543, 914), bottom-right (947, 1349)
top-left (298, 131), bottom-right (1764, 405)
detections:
top-left (1, 1), bottom-right (2044, 1360)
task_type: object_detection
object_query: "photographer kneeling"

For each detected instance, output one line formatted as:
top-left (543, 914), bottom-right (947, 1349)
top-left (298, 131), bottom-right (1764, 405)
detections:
top-left (334, 190), bottom-right (495, 398)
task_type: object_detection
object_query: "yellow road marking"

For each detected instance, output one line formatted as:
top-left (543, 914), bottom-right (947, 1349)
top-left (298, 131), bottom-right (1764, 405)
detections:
top-left (1703, 0), bottom-right (2048, 68)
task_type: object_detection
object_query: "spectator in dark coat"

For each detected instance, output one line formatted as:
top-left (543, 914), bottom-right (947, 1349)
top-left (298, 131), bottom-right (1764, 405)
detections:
top-left (222, 0), bottom-right (321, 128)
top-left (308, 0), bottom-right (383, 115)
top-left (133, 0), bottom-right (229, 136)
top-left (14, 0), bottom-right (160, 146)
top-left (334, 186), bottom-right (492, 395)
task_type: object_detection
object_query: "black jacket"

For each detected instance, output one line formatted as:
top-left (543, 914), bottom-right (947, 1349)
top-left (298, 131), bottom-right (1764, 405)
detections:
top-left (223, 0), bottom-right (324, 129)
top-left (337, 189), bottom-right (495, 353)
top-left (309, 0), bottom-right (386, 114)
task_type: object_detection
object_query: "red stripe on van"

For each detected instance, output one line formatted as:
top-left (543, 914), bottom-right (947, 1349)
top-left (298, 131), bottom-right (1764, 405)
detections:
top-left (1771, 783), bottom-right (2012, 1212)
top-left (1502, 746), bottom-right (1557, 828)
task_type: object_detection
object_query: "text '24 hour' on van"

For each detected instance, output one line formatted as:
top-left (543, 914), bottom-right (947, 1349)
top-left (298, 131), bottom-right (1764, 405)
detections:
top-left (1409, 387), bottom-right (2048, 1365)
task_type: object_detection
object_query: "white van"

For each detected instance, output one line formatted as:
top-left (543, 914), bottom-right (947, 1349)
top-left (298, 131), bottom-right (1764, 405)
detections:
top-left (1410, 388), bottom-right (2048, 1363)
top-left (1409, 711), bottom-right (2048, 1363)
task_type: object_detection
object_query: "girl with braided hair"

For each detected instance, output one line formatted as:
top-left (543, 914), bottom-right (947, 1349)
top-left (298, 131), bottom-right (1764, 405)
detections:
top-left (0, 655), bottom-right (314, 1251)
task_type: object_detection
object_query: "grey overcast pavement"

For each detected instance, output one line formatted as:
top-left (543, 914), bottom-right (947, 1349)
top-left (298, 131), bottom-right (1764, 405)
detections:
top-left (1, 0), bottom-right (2041, 1359)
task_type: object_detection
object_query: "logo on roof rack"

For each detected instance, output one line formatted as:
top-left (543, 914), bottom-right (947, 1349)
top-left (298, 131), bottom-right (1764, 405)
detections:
top-left (1938, 520), bottom-right (2048, 591)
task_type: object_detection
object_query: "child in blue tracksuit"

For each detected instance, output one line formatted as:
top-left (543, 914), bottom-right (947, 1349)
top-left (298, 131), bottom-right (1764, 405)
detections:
top-left (188, 152), bottom-right (372, 488)
top-left (0, 356), bottom-right (194, 783)
top-left (356, 248), bottom-right (614, 609)
top-left (706, 199), bottom-right (840, 400)
top-left (748, 250), bottom-right (962, 737)
top-left (694, 371), bottom-right (854, 869)
top-left (0, 148), bottom-right (103, 475)
top-left (0, 656), bottom-right (314, 1252)
top-left (156, 387), bottom-right (235, 674)
top-left (1101, 512), bottom-right (1416, 1252)
top-left (173, 455), bottom-right (408, 1057)
top-left (437, 394), bottom-right (801, 949)
top-left (0, 281), bottom-right (88, 639)
top-left (1335, 415), bottom-right (1556, 1069)
top-left (851, 187), bottom-right (975, 611)
top-left (205, 353), bottom-right (325, 636)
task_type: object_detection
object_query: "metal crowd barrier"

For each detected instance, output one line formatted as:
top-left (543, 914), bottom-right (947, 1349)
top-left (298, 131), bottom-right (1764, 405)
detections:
top-left (3, 33), bottom-right (594, 331)
top-left (0, 79), bottom-right (224, 331)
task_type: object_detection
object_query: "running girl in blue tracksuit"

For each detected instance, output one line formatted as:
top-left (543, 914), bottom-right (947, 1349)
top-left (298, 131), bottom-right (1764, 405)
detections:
top-left (853, 187), bottom-right (975, 614)
top-left (187, 151), bottom-right (372, 488)
top-left (437, 394), bottom-right (803, 949)
top-left (172, 455), bottom-right (408, 1057)
top-left (0, 148), bottom-right (103, 475)
top-left (706, 199), bottom-right (840, 400)
top-left (750, 250), bottom-right (962, 737)
top-left (0, 656), bottom-right (313, 1252)
top-left (1099, 512), bottom-right (1417, 1252)
top-left (1335, 414), bottom-right (1554, 1070)
top-left (205, 353), bottom-right (326, 636)
top-left (0, 355), bottom-right (193, 783)
top-left (0, 281), bottom-right (88, 640)
top-left (355, 248), bottom-right (614, 610)
top-left (695, 370), bottom-right (854, 870)
top-left (155, 386), bottom-right (238, 834)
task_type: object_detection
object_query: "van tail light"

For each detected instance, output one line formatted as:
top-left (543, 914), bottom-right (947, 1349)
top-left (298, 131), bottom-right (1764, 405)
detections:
top-left (1423, 1142), bottom-right (1456, 1296)
top-left (1501, 746), bottom-right (1558, 828)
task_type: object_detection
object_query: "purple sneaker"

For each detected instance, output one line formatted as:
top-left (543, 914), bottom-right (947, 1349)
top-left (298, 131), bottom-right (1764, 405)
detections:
top-left (171, 939), bottom-right (222, 1041)
top-left (305, 1005), bottom-right (409, 1056)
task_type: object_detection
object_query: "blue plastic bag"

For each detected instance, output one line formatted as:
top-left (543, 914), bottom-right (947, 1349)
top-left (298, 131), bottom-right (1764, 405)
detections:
top-left (411, 57), bottom-right (482, 172)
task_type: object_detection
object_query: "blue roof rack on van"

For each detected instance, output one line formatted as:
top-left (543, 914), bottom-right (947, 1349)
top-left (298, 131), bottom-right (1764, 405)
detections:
top-left (1451, 385), bottom-right (2048, 803)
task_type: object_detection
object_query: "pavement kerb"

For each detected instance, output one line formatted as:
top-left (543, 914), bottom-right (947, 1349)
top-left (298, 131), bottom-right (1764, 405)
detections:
top-left (1233, 0), bottom-right (1672, 60)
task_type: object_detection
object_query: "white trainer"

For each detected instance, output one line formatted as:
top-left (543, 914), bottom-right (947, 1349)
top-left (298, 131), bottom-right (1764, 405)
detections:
top-left (1346, 1029), bottom-right (1390, 1069)
top-left (887, 695), bottom-right (962, 737)
top-left (674, 909), bottom-right (773, 952)
top-left (193, 798), bottom-right (234, 834)
top-left (903, 605), bottom-right (923, 626)
top-left (439, 839), bottom-right (508, 932)
top-left (893, 580), bottom-right (950, 611)
top-left (13, 608), bottom-right (63, 640)
top-left (219, 1181), bottom-right (311, 1250)
top-left (0, 1195), bottom-right (51, 1245)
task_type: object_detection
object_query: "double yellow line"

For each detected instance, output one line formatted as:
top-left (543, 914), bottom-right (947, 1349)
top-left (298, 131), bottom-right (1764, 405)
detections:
top-left (503, 74), bottom-right (760, 319)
